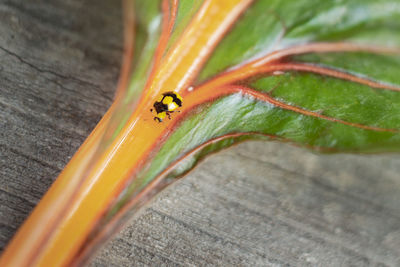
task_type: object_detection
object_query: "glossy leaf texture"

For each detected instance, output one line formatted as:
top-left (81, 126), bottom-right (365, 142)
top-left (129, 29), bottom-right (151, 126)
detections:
top-left (1, 0), bottom-right (400, 266)
top-left (97, 0), bottom-right (400, 261)
top-left (119, 0), bottom-right (400, 214)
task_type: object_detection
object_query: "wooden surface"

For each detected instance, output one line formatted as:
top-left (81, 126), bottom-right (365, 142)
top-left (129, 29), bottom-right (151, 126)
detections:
top-left (1, 0), bottom-right (400, 266)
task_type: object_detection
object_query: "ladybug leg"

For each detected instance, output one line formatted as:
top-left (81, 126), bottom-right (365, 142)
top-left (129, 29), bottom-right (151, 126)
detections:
top-left (154, 117), bottom-right (162, 122)
top-left (167, 112), bottom-right (171, 120)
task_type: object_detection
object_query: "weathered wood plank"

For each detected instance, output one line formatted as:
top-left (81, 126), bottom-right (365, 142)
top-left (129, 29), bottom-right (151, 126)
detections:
top-left (0, 0), bottom-right (121, 250)
top-left (1, 1), bottom-right (400, 266)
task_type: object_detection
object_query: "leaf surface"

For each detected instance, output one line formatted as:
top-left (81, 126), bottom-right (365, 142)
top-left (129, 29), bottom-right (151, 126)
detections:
top-left (87, 0), bottom-right (400, 261)
top-left (133, 0), bottom-right (400, 193)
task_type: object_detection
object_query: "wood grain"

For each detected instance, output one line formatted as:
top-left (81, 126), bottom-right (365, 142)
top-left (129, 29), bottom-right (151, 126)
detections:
top-left (0, 0), bottom-right (121, 252)
top-left (1, 0), bottom-right (400, 266)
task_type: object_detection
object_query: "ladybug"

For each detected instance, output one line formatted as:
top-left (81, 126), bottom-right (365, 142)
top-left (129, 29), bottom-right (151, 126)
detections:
top-left (150, 91), bottom-right (183, 122)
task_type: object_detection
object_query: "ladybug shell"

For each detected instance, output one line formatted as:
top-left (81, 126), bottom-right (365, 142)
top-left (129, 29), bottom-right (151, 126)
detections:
top-left (152, 91), bottom-right (182, 122)
top-left (153, 92), bottom-right (182, 114)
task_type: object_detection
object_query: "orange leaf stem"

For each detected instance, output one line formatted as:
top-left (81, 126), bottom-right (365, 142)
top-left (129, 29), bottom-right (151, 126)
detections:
top-left (0, 1), bottom-right (253, 266)
top-left (197, 62), bottom-right (400, 93)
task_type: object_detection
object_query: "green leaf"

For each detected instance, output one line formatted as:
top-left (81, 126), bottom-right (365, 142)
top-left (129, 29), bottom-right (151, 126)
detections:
top-left (60, 1), bottom-right (400, 259)
top-left (198, 0), bottom-right (400, 82)
top-left (112, 0), bottom-right (400, 211)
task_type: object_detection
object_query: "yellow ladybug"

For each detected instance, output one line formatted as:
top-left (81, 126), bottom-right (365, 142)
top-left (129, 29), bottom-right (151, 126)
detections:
top-left (150, 91), bottom-right (183, 122)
